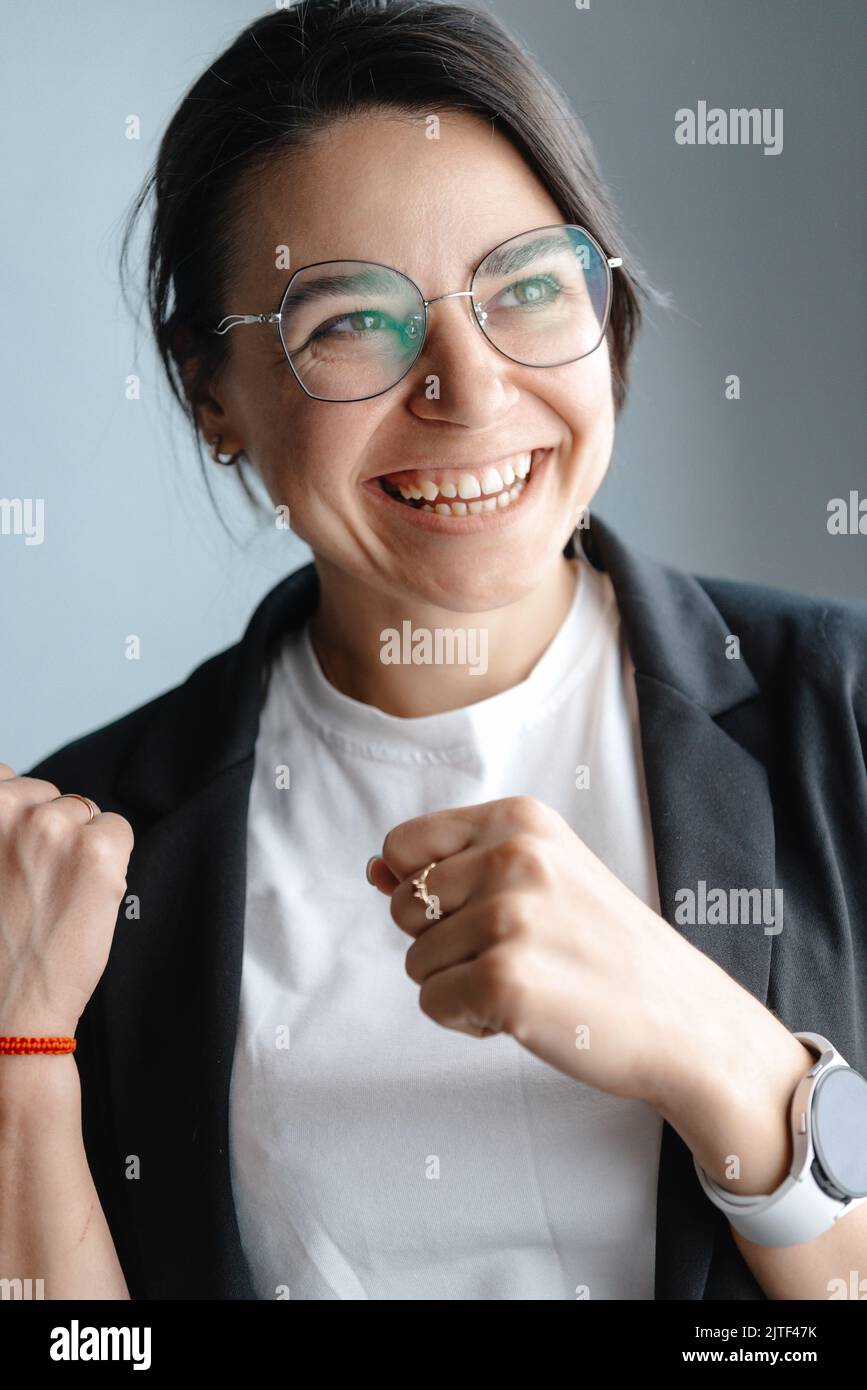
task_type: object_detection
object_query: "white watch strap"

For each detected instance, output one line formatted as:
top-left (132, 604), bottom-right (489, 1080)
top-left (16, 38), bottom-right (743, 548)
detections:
top-left (693, 1155), bottom-right (857, 1247)
top-left (693, 1031), bottom-right (867, 1247)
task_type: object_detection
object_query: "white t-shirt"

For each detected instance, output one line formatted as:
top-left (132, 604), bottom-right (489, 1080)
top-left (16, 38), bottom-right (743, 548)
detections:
top-left (229, 546), bottom-right (664, 1300)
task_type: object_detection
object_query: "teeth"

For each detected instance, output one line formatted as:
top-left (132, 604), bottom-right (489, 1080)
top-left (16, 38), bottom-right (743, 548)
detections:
top-left (457, 473), bottom-right (482, 499)
top-left (481, 467), bottom-right (504, 495)
top-left (384, 450), bottom-right (544, 517)
top-left (386, 450), bottom-right (542, 505)
top-left (409, 479), bottom-right (528, 518)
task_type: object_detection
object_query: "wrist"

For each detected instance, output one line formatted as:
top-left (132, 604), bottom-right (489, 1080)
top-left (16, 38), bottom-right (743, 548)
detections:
top-left (651, 981), bottom-right (815, 1195)
top-left (0, 1051), bottom-right (81, 1122)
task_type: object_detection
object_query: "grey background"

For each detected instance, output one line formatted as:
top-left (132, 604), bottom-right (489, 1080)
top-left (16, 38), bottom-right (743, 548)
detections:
top-left (2, 0), bottom-right (864, 770)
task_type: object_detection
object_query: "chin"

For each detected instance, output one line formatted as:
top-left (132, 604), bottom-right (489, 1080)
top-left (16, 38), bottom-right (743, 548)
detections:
top-left (392, 539), bottom-right (565, 615)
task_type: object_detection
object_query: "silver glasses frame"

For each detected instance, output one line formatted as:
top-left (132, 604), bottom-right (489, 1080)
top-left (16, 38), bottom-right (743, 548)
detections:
top-left (213, 223), bottom-right (624, 403)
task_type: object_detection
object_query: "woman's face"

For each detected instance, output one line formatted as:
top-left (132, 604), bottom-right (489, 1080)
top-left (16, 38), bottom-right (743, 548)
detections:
top-left (202, 110), bottom-right (615, 613)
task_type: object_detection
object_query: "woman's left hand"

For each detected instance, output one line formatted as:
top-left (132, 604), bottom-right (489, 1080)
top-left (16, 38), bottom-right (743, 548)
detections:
top-left (369, 795), bottom-right (803, 1124)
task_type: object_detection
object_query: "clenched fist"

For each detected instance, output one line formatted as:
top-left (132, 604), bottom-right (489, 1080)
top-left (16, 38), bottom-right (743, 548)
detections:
top-left (0, 764), bottom-right (133, 1037)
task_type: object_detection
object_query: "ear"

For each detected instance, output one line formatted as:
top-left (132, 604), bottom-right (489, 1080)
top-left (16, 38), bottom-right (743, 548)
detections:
top-left (172, 329), bottom-right (244, 458)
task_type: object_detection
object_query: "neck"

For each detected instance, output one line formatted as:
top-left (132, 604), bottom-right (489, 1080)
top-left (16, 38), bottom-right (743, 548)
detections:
top-left (307, 554), bottom-right (580, 717)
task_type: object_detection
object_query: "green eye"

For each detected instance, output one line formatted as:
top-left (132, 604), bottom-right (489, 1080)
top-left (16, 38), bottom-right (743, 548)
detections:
top-left (495, 275), bottom-right (562, 308)
top-left (311, 309), bottom-right (394, 339)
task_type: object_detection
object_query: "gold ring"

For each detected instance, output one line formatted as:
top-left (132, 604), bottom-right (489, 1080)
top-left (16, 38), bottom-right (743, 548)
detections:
top-left (412, 861), bottom-right (437, 905)
top-left (54, 793), bottom-right (99, 823)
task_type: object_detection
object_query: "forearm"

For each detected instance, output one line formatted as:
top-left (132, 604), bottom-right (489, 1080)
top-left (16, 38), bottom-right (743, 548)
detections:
top-left (0, 1054), bottom-right (130, 1300)
top-left (656, 1011), bottom-right (814, 1195)
top-left (732, 1197), bottom-right (867, 1300)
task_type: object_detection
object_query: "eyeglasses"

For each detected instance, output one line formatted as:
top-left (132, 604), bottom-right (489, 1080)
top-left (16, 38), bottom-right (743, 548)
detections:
top-left (213, 224), bottom-right (623, 403)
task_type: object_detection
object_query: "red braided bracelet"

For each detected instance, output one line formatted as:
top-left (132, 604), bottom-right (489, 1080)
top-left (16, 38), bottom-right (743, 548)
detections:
top-left (0, 1037), bottom-right (76, 1054)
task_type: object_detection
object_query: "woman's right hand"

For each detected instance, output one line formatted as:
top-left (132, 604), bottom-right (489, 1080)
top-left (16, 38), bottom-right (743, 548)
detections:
top-left (0, 764), bottom-right (134, 1038)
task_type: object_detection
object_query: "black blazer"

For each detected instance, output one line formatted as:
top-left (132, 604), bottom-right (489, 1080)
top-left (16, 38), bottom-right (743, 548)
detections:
top-left (24, 514), bottom-right (867, 1301)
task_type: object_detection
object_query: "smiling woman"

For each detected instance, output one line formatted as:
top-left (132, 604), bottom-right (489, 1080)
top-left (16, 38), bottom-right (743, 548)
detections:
top-left (3, 0), bottom-right (867, 1310)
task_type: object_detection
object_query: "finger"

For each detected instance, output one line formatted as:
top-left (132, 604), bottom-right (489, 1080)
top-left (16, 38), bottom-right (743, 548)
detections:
top-left (29, 801), bottom-right (133, 860)
top-left (404, 899), bottom-right (496, 984)
top-left (365, 855), bottom-right (400, 895)
top-left (389, 846), bottom-right (481, 937)
top-left (0, 775), bottom-right (62, 803)
top-left (380, 800), bottom-right (497, 881)
top-left (0, 762), bottom-right (17, 781)
top-left (390, 832), bottom-right (548, 938)
top-left (380, 796), bottom-right (550, 882)
top-left (33, 793), bottom-right (103, 825)
top-left (82, 811), bottom-right (135, 859)
top-left (417, 957), bottom-right (503, 1039)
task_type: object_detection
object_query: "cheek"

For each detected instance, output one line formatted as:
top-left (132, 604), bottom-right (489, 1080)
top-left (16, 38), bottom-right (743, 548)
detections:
top-left (248, 406), bottom-right (347, 510)
top-left (248, 402), bottom-right (381, 547)
top-left (545, 343), bottom-right (615, 454)
top-left (568, 336), bottom-right (614, 422)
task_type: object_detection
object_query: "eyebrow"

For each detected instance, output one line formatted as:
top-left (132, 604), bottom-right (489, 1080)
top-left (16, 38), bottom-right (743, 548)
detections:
top-left (278, 232), bottom-right (578, 308)
top-left (280, 266), bottom-right (402, 310)
top-left (477, 231), bottom-right (577, 279)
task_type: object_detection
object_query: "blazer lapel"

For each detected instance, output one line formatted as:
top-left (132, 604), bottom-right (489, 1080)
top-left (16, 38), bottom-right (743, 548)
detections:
top-left (581, 517), bottom-right (776, 1299)
top-left (103, 517), bottom-right (775, 1300)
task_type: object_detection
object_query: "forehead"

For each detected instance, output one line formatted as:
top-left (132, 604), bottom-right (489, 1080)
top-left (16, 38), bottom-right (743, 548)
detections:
top-left (230, 109), bottom-right (565, 300)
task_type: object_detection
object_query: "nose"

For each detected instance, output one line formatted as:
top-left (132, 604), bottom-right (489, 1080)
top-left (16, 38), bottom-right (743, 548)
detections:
top-left (409, 291), bottom-right (518, 426)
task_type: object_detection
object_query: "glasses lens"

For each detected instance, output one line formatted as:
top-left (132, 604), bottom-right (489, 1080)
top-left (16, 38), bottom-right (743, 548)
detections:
top-left (472, 226), bottom-right (610, 367)
top-left (278, 261), bottom-right (426, 401)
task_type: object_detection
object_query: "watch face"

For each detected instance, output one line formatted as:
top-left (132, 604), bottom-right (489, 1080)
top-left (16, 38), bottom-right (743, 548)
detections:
top-left (812, 1067), bottom-right (867, 1198)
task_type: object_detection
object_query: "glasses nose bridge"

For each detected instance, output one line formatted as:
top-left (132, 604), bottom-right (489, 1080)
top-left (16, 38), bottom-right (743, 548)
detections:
top-left (423, 288), bottom-right (476, 308)
top-left (420, 288), bottom-right (488, 346)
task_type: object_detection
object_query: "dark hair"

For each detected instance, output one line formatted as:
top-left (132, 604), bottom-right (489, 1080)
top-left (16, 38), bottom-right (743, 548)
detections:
top-left (119, 0), bottom-right (662, 508)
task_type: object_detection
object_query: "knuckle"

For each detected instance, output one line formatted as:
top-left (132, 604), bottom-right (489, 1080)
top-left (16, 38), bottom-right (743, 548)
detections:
top-left (79, 830), bottom-right (121, 875)
top-left (23, 777), bottom-right (61, 802)
top-left (480, 894), bottom-right (517, 944)
top-left (488, 834), bottom-right (550, 888)
top-left (417, 976), bottom-right (439, 1022)
top-left (477, 944), bottom-right (527, 1023)
top-left (503, 795), bottom-right (548, 833)
top-left (404, 943), bottom-right (422, 984)
top-left (485, 896), bottom-right (534, 949)
top-left (100, 812), bottom-right (135, 854)
top-left (29, 804), bottom-right (69, 846)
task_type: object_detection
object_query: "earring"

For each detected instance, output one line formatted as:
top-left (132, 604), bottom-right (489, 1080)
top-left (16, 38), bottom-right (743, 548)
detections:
top-left (210, 435), bottom-right (241, 466)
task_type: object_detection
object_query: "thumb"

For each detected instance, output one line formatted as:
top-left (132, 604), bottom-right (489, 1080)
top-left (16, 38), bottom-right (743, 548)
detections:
top-left (365, 854), bottom-right (400, 895)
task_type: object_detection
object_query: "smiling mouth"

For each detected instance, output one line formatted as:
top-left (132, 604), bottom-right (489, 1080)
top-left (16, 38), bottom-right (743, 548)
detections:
top-left (374, 447), bottom-right (551, 517)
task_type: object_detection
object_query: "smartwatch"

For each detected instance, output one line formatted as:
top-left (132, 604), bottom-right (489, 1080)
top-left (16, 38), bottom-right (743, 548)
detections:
top-left (693, 1031), bottom-right (867, 1247)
